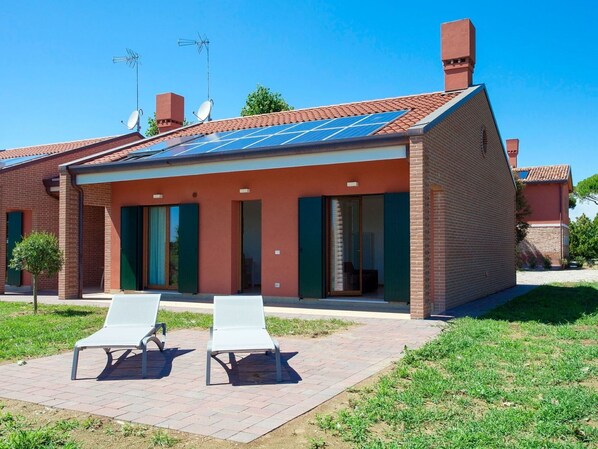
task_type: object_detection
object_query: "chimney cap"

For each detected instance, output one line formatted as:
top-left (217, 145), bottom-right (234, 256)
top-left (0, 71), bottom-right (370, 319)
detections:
top-left (441, 18), bottom-right (476, 64)
top-left (506, 138), bottom-right (520, 155)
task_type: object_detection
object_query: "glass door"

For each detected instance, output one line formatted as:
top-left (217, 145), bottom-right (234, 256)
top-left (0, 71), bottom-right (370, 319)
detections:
top-left (328, 197), bottom-right (362, 295)
top-left (146, 206), bottom-right (179, 289)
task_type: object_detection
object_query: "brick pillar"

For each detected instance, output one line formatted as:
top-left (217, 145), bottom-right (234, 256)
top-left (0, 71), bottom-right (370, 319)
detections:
top-left (58, 171), bottom-right (81, 299)
top-left (431, 188), bottom-right (446, 313)
top-left (0, 185), bottom-right (5, 294)
top-left (104, 206), bottom-right (112, 293)
top-left (409, 136), bottom-right (431, 319)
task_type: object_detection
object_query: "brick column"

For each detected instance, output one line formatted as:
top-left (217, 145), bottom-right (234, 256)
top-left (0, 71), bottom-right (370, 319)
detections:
top-left (409, 136), bottom-right (431, 319)
top-left (0, 185), bottom-right (5, 294)
top-left (58, 171), bottom-right (81, 299)
top-left (104, 206), bottom-right (112, 293)
top-left (431, 188), bottom-right (446, 313)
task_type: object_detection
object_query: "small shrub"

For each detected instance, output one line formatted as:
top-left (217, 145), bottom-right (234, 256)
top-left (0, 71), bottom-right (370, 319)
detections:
top-left (543, 256), bottom-right (552, 270)
top-left (574, 257), bottom-right (585, 268)
top-left (120, 422), bottom-right (147, 437)
top-left (81, 416), bottom-right (103, 431)
top-left (151, 429), bottom-right (179, 447)
top-left (308, 437), bottom-right (328, 449)
top-left (528, 254), bottom-right (538, 269)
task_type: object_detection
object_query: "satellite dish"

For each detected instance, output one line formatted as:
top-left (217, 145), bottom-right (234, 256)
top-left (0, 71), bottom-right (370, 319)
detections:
top-left (194, 99), bottom-right (213, 123)
top-left (126, 109), bottom-right (140, 130)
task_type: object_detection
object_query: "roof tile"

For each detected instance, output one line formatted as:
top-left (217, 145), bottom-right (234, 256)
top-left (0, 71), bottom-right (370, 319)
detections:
top-left (514, 165), bottom-right (571, 183)
top-left (0, 137), bottom-right (113, 160)
top-left (88, 90), bottom-right (461, 165)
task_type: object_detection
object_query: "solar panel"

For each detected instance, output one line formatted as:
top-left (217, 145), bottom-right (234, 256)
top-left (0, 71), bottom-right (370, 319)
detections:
top-left (130, 135), bottom-right (202, 154)
top-left (121, 110), bottom-right (407, 162)
top-left (0, 154), bottom-right (45, 167)
top-left (327, 124), bottom-right (382, 140)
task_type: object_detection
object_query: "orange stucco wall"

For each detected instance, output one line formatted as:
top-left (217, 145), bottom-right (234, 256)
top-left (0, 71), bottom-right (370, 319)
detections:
top-left (523, 182), bottom-right (569, 224)
top-left (109, 159), bottom-right (409, 297)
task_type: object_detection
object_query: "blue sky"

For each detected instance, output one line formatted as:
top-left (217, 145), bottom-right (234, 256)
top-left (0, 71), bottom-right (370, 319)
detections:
top-left (1, 1), bottom-right (596, 217)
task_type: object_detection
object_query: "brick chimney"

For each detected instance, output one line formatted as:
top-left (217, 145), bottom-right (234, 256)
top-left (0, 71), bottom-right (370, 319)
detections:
top-left (156, 93), bottom-right (184, 133)
top-left (506, 138), bottom-right (519, 168)
top-left (441, 19), bottom-right (476, 91)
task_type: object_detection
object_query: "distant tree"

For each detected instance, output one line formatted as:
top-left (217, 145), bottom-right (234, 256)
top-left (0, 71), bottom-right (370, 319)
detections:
top-left (515, 176), bottom-right (532, 245)
top-left (569, 214), bottom-right (598, 262)
top-left (9, 232), bottom-right (64, 314)
top-left (241, 85), bottom-right (293, 116)
top-left (145, 113), bottom-right (191, 137)
top-left (575, 173), bottom-right (598, 206)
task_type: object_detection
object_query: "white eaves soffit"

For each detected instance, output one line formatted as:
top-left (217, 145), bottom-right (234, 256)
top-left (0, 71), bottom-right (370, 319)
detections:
top-left (76, 144), bottom-right (407, 185)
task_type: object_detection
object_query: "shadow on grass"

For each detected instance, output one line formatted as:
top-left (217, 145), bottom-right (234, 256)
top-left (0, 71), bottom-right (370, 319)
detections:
top-left (51, 309), bottom-right (95, 317)
top-left (483, 284), bottom-right (598, 325)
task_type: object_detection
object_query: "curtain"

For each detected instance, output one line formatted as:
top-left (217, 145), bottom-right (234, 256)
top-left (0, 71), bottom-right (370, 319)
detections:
top-left (148, 207), bottom-right (166, 285)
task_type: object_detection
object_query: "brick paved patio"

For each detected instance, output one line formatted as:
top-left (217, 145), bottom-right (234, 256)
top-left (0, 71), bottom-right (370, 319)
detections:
top-left (0, 316), bottom-right (443, 443)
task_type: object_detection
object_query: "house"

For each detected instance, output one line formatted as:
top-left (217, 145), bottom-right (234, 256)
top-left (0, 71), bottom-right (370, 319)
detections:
top-left (508, 139), bottom-right (573, 266)
top-left (59, 18), bottom-right (516, 319)
top-left (0, 133), bottom-right (142, 293)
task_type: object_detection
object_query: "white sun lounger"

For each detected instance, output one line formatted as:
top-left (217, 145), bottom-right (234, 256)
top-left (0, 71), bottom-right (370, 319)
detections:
top-left (71, 294), bottom-right (165, 380)
top-left (206, 295), bottom-right (281, 385)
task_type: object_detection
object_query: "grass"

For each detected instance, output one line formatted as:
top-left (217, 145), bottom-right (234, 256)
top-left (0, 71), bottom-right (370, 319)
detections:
top-left (0, 301), bottom-right (354, 362)
top-left (316, 282), bottom-right (598, 448)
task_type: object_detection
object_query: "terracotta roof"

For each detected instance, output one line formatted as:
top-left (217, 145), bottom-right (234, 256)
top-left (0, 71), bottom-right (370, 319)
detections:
top-left (0, 137), bottom-right (113, 160)
top-left (88, 90), bottom-right (462, 165)
top-left (514, 165), bottom-right (571, 183)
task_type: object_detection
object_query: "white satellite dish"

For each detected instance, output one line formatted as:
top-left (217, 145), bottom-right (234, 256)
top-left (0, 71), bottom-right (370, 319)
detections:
top-left (194, 99), bottom-right (213, 123)
top-left (126, 109), bottom-right (141, 130)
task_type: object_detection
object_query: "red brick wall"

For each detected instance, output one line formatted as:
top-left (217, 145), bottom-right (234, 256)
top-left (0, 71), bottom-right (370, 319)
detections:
top-left (416, 90), bottom-right (516, 314)
top-left (0, 134), bottom-right (140, 294)
top-left (523, 182), bottom-right (569, 224)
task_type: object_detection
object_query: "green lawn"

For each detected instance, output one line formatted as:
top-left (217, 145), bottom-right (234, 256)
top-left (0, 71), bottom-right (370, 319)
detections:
top-left (317, 282), bottom-right (598, 448)
top-left (0, 301), bottom-right (353, 362)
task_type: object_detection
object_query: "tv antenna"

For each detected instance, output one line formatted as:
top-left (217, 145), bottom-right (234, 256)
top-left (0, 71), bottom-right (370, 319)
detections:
top-left (178, 33), bottom-right (212, 119)
top-left (113, 48), bottom-right (143, 132)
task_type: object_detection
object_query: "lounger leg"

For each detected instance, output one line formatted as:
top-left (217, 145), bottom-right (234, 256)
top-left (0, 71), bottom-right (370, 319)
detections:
top-left (71, 347), bottom-right (80, 380)
top-left (142, 345), bottom-right (147, 378)
top-left (274, 342), bottom-right (281, 382)
top-left (206, 351), bottom-right (212, 386)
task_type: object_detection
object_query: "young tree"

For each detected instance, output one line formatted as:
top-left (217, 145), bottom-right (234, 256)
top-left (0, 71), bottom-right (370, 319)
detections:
top-left (515, 177), bottom-right (532, 245)
top-left (9, 232), bottom-right (64, 314)
top-left (241, 85), bottom-right (293, 116)
top-left (575, 173), bottom-right (598, 206)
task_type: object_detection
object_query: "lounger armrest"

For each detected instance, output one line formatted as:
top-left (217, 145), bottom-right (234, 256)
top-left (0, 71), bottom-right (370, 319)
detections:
top-left (207, 327), bottom-right (214, 353)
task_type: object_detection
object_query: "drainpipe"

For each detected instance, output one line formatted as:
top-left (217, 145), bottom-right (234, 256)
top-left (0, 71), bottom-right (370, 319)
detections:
top-left (66, 165), bottom-right (84, 298)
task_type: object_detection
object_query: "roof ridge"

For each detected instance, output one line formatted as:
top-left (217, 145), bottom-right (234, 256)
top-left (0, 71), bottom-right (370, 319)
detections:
top-left (180, 89), bottom-right (463, 131)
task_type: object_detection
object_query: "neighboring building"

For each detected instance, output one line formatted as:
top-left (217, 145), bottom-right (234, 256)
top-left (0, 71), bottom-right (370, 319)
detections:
top-left (509, 139), bottom-right (573, 266)
top-left (0, 133), bottom-right (143, 293)
top-left (59, 19), bottom-right (516, 319)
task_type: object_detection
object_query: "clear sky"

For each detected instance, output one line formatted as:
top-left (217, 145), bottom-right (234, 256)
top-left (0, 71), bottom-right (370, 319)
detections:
top-left (1, 1), bottom-right (596, 217)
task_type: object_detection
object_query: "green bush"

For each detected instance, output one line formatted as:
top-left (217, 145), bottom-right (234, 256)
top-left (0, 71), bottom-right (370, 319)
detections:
top-left (570, 214), bottom-right (598, 263)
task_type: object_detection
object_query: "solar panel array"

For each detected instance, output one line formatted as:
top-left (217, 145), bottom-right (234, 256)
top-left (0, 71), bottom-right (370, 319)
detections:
top-left (0, 154), bottom-right (46, 168)
top-left (125, 110), bottom-right (406, 162)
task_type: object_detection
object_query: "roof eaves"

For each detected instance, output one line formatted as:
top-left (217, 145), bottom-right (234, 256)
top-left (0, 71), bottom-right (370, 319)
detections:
top-left (69, 132), bottom-right (410, 177)
top-left (407, 84), bottom-right (484, 136)
top-left (58, 132), bottom-right (145, 173)
top-left (1, 132), bottom-right (142, 175)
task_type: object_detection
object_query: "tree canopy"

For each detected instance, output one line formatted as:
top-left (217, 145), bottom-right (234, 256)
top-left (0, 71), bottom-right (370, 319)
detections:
top-left (9, 232), bottom-right (64, 314)
top-left (240, 85), bottom-right (293, 117)
top-left (575, 173), bottom-right (598, 206)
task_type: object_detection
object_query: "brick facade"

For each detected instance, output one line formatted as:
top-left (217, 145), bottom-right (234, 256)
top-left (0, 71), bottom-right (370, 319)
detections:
top-left (1, 134), bottom-right (140, 294)
top-left (411, 90), bottom-right (516, 316)
top-left (520, 225), bottom-right (568, 266)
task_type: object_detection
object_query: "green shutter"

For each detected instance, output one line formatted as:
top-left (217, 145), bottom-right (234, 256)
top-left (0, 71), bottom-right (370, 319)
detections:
top-left (120, 206), bottom-right (143, 290)
top-left (384, 193), bottom-right (410, 302)
top-left (6, 211), bottom-right (23, 286)
top-left (178, 203), bottom-right (199, 294)
top-left (298, 196), bottom-right (325, 298)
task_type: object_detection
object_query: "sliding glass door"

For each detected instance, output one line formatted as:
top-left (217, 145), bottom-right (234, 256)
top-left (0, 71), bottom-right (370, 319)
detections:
top-left (328, 197), bottom-right (361, 295)
top-left (146, 206), bottom-right (179, 289)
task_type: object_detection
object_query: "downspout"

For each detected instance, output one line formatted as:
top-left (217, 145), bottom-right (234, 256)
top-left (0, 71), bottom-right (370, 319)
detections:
top-left (66, 165), bottom-right (84, 298)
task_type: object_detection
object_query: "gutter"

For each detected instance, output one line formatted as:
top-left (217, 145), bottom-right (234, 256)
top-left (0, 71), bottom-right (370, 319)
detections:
top-left (69, 132), bottom-right (410, 176)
